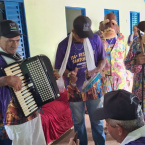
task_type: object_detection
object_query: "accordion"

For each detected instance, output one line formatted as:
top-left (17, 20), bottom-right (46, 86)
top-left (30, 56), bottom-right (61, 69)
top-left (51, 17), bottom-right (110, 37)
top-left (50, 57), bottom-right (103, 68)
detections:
top-left (2, 55), bottom-right (60, 117)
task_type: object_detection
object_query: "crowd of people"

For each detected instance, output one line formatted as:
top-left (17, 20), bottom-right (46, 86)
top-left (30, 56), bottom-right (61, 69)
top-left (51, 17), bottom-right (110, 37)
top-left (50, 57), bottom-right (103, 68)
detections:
top-left (0, 12), bottom-right (145, 145)
top-left (55, 14), bottom-right (145, 145)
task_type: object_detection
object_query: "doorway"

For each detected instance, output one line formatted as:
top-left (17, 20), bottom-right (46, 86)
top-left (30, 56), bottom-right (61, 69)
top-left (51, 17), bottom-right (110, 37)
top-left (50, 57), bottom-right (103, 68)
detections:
top-left (65, 7), bottom-right (86, 35)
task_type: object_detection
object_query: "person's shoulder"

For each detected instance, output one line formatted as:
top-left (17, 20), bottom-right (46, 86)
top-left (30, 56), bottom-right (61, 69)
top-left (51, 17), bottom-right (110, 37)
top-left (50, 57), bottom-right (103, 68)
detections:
top-left (90, 34), bottom-right (101, 41)
top-left (128, 33), bottom-right (132, 37)
top-left (0, 55), bottom-right (6, 67)
top-left (127, 137), bottom-right (145, 145)
top-left (59, 35), bottom-right (69, 45)
top-left (95, 30), bottom-right (100, 35)
top-left (92, 33), bottom-right (99, 38)
top-left (58, 36), bottom-right (69, 48)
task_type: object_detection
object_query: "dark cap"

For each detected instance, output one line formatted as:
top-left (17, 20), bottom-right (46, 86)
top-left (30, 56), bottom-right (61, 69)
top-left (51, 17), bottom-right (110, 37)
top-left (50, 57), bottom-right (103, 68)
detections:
top-left (138, 21), bottom-right (145, 32)
top-left (95, 90), bottom-right (143, 121)
top-left (73, 15), bottom-right (93, 38)
top-left (0, 20), bottom-right (22, 38)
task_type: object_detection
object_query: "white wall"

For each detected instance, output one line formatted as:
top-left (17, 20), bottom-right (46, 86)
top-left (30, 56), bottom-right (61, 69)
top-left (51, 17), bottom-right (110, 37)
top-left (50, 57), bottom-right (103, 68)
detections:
top-left (24, 0), bottom-right (145, 65)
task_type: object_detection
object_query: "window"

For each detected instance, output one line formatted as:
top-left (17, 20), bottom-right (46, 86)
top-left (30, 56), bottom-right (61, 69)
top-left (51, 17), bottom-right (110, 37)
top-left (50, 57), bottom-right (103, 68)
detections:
top-left (104, 9), bottom-right (119, 26)
top-left (130, 11), bottom-right (140, 34)
top-left (0, 0), bottom-right (30, 59)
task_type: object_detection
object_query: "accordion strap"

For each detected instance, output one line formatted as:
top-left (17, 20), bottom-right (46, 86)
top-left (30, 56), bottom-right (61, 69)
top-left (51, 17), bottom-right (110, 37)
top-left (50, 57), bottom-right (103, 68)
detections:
top-left (0, 51), bottom-right (22, 61)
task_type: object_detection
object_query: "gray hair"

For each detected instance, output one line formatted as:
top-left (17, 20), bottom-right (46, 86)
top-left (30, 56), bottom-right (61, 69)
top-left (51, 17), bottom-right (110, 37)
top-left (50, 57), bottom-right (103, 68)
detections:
top-left (107, 115), bottom-right (145, 133)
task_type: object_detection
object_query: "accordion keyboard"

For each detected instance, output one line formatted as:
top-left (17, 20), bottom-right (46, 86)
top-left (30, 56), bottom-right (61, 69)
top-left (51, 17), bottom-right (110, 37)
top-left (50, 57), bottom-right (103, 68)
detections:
top-left (4, 63), bottom-right (38, 117)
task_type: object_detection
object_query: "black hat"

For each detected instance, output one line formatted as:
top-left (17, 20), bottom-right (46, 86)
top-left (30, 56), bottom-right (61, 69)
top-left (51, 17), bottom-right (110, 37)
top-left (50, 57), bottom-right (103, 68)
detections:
top-left (95, 90), bottom-right (143, 121)
top-left (73, 15), bottom-right (93, 38)
top-left (138, 21), bottom-right (145, 32)
top-left (0, 20), bottom-right (22, 38)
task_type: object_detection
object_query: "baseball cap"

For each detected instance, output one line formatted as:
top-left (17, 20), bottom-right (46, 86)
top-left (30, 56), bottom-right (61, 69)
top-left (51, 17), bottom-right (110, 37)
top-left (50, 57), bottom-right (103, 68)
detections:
top-left (73, 15), bottom-right (93, 38)
top-left (0, 20), bottom-right (22, 38)
top-left (95, 89), bottom-right (143, 121)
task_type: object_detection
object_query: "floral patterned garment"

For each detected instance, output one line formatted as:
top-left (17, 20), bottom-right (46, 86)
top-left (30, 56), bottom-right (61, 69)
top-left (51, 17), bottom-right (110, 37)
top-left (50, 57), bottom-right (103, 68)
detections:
top-left (102, 32), bottom-right (132, 93)
top-left (125, 37), bottom-right (145, 114)
top-left (67, 78), bottom-right (103, 102)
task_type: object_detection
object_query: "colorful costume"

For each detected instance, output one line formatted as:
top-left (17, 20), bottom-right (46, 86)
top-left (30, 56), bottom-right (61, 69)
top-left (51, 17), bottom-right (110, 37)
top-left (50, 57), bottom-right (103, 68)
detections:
top-left (102, 32), bottom-right (132, 93)
top-left (125, 37), bottom-right (145, 114)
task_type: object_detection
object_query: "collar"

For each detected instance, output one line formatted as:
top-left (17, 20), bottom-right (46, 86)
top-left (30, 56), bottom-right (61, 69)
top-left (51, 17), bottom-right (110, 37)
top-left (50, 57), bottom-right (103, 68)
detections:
top-left (121, 125), bottom-right (145, 145)
top-left (0, 47), bottom-right (16, 64)
top-left (106, 35), bottom-right (117, 41)
top-left (0, 47), bottom-right (7, 53)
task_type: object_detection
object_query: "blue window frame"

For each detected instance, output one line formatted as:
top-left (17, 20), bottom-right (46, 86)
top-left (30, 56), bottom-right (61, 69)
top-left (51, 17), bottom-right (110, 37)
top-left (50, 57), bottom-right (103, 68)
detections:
top-left (0, 0), bottom-right (30, 59)
top-left (104, 9), bottom-right (119, 26)
top-left (130, 11), bottom-right (140, 34)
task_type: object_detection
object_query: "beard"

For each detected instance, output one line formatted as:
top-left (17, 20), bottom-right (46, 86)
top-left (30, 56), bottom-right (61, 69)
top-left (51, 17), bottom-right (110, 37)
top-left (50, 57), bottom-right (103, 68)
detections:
top-left (103, 28), bottom-right (116, 39)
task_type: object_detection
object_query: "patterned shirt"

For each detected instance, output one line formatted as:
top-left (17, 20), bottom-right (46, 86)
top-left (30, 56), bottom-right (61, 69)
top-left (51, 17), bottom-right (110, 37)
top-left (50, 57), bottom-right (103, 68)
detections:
top-left (102, 32), bottom-right (132, 93)
top-left (125, 37), bottom-right (145, 114)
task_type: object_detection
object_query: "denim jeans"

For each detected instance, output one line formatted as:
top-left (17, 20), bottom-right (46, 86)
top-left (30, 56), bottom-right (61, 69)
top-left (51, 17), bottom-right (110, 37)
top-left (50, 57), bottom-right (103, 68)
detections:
top-left (69, 98), bottom-right (106, 145)
top-left (0, 126), bottom-right (12, 145)
top-left (0, 139), bottom-right (12, 145)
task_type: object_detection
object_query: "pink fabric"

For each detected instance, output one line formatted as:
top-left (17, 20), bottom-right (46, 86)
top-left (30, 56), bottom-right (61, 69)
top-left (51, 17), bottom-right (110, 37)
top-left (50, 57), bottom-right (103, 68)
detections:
top-left (40, 90), bottom-right (73, 144)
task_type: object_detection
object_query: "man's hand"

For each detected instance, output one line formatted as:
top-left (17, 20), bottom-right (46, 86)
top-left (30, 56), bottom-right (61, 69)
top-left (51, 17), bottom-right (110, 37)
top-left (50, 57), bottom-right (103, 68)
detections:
top-left (88, 67), bottom-right (100, 77)
top-left (68, 138), bottom-right (79, 145)
top-left (69, 68), bottom-right (78, 84)
top-left (88, 59), bottom-right (106, 77)
top-left (53, 69), bottom-right (60, 80)
top-left (5, 76), bottom-right (22, 92)
top-left (135, 53), bottom-right (145, 65)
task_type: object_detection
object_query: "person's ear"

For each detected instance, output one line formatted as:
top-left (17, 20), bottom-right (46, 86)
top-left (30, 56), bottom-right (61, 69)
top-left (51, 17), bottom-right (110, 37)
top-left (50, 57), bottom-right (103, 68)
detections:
top-left (116, 124), bottom-right (123, 136)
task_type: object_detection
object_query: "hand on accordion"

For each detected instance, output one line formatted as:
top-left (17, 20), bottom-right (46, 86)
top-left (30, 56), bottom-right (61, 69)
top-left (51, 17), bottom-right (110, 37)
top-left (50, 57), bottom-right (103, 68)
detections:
top-left (5, 76), bottom-right (22, 91)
